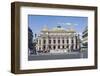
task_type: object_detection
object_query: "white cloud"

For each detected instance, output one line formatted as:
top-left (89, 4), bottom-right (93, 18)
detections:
top-left (65, 22), bottom-right (72, 25)
top-left (58, 22), bottom-right (78, 26)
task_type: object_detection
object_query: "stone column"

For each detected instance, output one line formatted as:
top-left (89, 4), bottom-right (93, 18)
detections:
top-left (69, 37), bottom-right (71, 52)
top-left (64, 37), bottom-right (66, 49)
top-left (60, 37), bottom-right (62, 49)
top-left (77, 37), bottom-right (80, 50)
top-left (74, 36), bottom-right (76, 50)
top-left (77, 35), bottom-right (80, 50)
top-left (56, 37), bottom-right (58, 50)
top-left (51, 37), bottom-right (53, 50)
top-left (46, 37), bottom-right (48, 51)
top-left (41, 38), bottom-right (43, 50)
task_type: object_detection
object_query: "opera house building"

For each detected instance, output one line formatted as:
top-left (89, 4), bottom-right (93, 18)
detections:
top-left (35, 26), bottom-right (81, 54)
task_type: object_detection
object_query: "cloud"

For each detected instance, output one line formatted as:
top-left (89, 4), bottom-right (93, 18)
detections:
top-left (58, 22), bottom-right (78, 26)
top-left (65, 23), bottom-right (72, 25)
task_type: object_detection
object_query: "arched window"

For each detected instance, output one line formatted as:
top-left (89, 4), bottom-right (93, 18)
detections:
top-left (62, 40), bottom-right (64, 44)
top-left (58, 40), bottom-right (60, 44)
top-left (71, 39), bottom-right (73, 43)
top-left (43, 39), bottom-right (46, 44)
top-left (43, 45), bottom-right (45, 50)
top-left (53, 40), bottom-right (56, 44)
top-left (67, 40), bottom-right (69, 43)
top-left (58, 45), bottom-right (60, 49)
top-left (49, 45), bottom-right (51, 49)
top-left (62, 45), bottom-right (64, 49)
top-left (53, 46), bottom-right (56, 49)
top-left (49, 40), bottom-right (51, 44)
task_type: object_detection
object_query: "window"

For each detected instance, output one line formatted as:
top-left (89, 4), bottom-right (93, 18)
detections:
top-left (43, 45), bottom-right (45, 50)
top-left (53, 46), bottom-right (56, 49)
top-left (58, 40), bottom-right (60, 44)
top-left (49, 40), bottom-right (51, 43)
top-left (62, 45), bottom-right (64, 49)
top-left (67, 40), bottom-right (69, 43)
top-left (49, 45), bottom-right (51, 49)
top-left (71, 39), bottom-right (73, 43)
top-left (76, 45), bottom-right (77, 49)
top-left (58, 45), bottom-right (60, 49)
top-left (71, 45), bottom-right (73, 49)
top-left (43, 40), bottom-right (46, 44)
top-left (67, 45), bottom-right (69, 48)
top-left (62, 40), bottom-right (64, 44)
top-left (53, 40), bottom-right (56, 44)
top-left (82, 33), bottom-right (88, 38)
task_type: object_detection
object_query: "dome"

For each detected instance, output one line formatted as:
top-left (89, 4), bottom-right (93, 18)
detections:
top-left (42, 25), bottom-right (49, 31)
top-left (67, 28), bottom-right (76, 32)
top-left (52, 26), bottom-right (65, 31)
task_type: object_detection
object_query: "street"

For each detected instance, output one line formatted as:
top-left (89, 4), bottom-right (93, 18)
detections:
top-left (28, 51), bottom-right (88, 61)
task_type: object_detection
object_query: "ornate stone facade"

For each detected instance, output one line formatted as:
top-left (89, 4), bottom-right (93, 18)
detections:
top-left (35, 26), bottom-right (81, 53)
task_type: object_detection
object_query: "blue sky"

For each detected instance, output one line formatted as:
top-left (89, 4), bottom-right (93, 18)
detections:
top-left (28, 15), bottom-right (88, 35)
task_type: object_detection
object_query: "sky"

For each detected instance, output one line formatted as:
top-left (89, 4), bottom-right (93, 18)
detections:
top-left (28, 15), bottom-right (88, 35)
